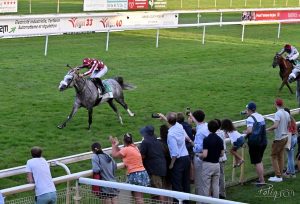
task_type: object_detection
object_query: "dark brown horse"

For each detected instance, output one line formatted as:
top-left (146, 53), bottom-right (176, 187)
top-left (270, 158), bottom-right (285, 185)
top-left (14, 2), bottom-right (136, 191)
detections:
top-left (272, 53), bottom-right (293, 94)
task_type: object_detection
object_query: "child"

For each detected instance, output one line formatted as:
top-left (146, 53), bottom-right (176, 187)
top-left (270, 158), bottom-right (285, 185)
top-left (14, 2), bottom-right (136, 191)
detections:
top-left (221, 119), bottom-right (245, 168)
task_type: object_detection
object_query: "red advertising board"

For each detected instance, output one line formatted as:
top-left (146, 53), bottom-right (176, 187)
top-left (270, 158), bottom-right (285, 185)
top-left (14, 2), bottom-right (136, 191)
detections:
top-left (242, 10), bottom-right (300, 21)
top-left (254, 10), bottom-right (300, 21)
top-left (128, 0), bottom-right (148, 10)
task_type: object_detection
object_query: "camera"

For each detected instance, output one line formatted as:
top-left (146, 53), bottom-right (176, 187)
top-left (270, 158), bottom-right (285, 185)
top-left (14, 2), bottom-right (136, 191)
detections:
top-left (151, 113), bottom-right (160, 118)
top-left (185, 107), bottom-right (191, 116)
top-left (240, 110), bottom-right (247, 115)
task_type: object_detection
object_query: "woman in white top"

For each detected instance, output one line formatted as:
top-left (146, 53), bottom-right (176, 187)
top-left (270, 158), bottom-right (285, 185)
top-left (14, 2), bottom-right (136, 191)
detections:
top-left (221, 119), bottom-right (245, 168)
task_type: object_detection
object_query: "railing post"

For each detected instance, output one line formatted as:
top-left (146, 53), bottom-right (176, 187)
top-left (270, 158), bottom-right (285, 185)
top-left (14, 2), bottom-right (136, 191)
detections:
top-left (198, 0), bottom-right (200, 8)
top-left (220, 12), bottom-right (223, 27)
top-left (106, 30), bottom-right (110, 51)
top-left (230, 0), bottom-right (232, 7)
top-left (156, 28), bottom-right (159, 48)
top-left (215, 0), bottom-right (217, 8)
top-left (44, 35), bottom-right (49, 56)
top-left (259, 0), bottom-right (262, 7)
top-left (73, 180), bottom-right (81, 204)
top-left (277, 23), bottom-right (281, 39)
top-left (241, 24), bottom-right (245, 42)
top-left (57, 0), bottom-right (60, 13)
top-left (202, 26), bottom-right (206, 44)
top-left (29, 0), bottom-right (31, 14)
top-left (244, 0), bottom-right (247, 7)
top-left (239, 147), bottom-right (245, 184)
top-left (273, 0), bottom-right (276, 6)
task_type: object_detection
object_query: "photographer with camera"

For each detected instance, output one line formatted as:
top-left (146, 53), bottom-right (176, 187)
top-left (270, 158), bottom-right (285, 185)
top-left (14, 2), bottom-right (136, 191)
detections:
top-left (157, 112), bottom-right (191, 202)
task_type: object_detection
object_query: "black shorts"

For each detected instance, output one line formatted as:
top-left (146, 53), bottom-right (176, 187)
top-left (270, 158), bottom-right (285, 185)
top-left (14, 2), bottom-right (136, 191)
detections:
top-left (248, 144), bottom-right (267, 164)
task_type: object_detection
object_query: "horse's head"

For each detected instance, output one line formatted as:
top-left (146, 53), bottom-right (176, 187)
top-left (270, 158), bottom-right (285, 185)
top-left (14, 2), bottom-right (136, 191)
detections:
top-left (272, 53), bottom-right (280, 68)
top-left (58, 68), bottom-right (80, 91)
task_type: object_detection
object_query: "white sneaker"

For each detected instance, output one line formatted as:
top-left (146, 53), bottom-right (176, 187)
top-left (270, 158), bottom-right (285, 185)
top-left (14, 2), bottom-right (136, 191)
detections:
top-left (268, 176), bottom-right (283, 182)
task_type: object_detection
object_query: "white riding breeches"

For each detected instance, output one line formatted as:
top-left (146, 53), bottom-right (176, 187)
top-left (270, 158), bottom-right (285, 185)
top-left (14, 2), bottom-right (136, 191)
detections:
top-left (90, 65), bottom-right (108, 79)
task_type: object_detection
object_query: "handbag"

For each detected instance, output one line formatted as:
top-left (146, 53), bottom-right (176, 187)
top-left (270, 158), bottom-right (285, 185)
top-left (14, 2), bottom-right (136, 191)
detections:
top-left (92, 155), bottom-right (102, 196)
top-left (285, 133), bottom-right (292, 150)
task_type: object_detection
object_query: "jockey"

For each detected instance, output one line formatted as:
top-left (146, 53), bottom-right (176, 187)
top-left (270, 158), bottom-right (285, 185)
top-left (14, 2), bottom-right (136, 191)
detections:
top-left (278, 44), bottom-right (300, 82)
top-left (79, 58), bottom-right (113, 98)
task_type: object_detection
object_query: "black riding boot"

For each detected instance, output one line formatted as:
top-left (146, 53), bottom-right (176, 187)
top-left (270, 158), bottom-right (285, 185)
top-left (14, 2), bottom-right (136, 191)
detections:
top-left (93, 78), bottom-right (105, 94)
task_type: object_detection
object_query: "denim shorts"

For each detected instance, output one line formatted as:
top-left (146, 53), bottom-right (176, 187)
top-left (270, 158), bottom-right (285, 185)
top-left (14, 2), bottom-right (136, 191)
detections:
top-left (233, 136), bottom-right (245, 151)
top-left (127, 170), bottom-right (150, 187)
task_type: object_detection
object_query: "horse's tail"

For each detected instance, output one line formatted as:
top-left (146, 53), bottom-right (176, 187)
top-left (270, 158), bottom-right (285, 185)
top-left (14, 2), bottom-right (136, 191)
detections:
top-left (114, 76), bottom-right (136, 90)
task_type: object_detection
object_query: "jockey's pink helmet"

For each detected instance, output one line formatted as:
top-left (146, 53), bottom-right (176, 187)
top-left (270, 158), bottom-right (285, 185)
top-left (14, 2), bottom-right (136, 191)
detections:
top-left (82, 58), bottom-right (92, 66)
top-left (284, 44), bottom-right (291, 51)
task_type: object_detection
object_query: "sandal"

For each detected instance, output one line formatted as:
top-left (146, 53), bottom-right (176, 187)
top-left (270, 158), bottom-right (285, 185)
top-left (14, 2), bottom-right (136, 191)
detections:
top-left (236, 160), bottom-right (244, 167)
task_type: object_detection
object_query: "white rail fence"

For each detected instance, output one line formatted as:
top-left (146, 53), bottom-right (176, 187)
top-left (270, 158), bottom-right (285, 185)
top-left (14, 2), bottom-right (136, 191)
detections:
top-left (1, 8), bottom-right (300, 55)
top-left (78, 178), bottom-right (245, 204)
top-left (22, 0), bottom-right (300, 14)
top-left (1, 108), bottom-right (300, 202)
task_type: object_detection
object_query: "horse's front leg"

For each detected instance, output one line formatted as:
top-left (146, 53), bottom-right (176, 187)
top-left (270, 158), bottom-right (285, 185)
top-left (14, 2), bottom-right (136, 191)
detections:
top-left (57, 103), bottom-right (80, 129)
top-left (88, 108), bottom-right (93, 130)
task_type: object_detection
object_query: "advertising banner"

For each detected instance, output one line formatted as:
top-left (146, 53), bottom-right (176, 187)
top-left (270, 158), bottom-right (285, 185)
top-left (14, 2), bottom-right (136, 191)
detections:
top-left (128, 0), bottom-right (148, 10)
top-left (0, 12), bottom-right (178, 38)
top-left (84, 0), bottom-right (127, 11)
top-left (242, 10), bottom-right (300, 21)
top-left (0, 0), bottom-right (17, 13)
top-left (84, 0), bottom-right (166, 11)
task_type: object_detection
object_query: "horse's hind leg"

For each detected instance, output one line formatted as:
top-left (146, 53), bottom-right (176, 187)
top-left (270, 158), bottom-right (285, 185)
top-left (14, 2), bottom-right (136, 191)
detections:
top-left (286, 82), bottom-right (294, 94)
top-left (88, 108), bottom-right (93, 130)
top-left (108, 99), bottom-right (123, 125)
top-left (115, 97), bottom-right (135, 117)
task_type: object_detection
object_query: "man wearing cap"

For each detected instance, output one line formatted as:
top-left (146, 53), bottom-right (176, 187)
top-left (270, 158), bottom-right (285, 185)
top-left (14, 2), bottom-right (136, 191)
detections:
top-left (139, 125), bottom-right (167, 201)
top-left (266, 98), bottom-right (290, 182)
top-left (243, 102), bottom-right (267, 185)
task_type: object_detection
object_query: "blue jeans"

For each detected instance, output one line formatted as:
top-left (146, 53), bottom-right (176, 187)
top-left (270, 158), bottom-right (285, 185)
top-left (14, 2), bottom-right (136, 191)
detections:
top-left (36, 192), bottom-right (57, 204)
top-left (286, 135), bottom-right (297, 174)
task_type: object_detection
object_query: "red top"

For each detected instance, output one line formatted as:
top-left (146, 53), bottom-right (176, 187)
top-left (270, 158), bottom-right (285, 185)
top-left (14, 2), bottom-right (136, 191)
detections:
top-left (83, 59), bottom-right (105, 76)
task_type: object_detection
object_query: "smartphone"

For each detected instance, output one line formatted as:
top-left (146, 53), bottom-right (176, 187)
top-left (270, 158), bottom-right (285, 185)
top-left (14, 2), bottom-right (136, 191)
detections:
top-left (151, 113), bottom-right (160, 118)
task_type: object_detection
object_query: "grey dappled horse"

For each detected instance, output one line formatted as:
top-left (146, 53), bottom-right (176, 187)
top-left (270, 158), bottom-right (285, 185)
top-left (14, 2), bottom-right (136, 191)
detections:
top-left (58, 67), bottom-right (135, 129)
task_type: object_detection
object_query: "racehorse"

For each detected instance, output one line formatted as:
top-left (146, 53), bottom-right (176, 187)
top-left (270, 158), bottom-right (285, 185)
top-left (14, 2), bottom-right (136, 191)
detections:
top-left (58, 67), bottom-right (135, 129)
top-left (272, 53), bottom-right (293, 94)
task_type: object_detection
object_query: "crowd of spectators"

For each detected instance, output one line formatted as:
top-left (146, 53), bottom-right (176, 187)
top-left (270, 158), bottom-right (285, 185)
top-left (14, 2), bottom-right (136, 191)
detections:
top-left (22, 98), bottom-right (300, 204)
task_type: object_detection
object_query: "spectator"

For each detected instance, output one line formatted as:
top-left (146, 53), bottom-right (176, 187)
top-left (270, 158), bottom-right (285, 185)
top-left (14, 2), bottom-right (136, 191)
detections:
top-left (159, 124), bottom-right (172, 191)
top-left (297, 135), bottom-right (300, 172)
top-left (221, 119), bottom-right (245, 168)
top-left (139, 125), bottom-right (167, 201)
top-left (283, 108), bottom-right (298, 178)
top-left (266, 98), bottom-right (290, 182)
top-left (189, 110), bottom-right (210, 196)
top-left (177, 112), bottom-right (195, 182)
top-left (110, 133), bottom-right (150, 204)
top-left (243, 102), bottom-right (267, 185)
top-left (91, 142), bottom-right (119, 204)
top-left (0, 192), bottom-right (4, 204)
top-left (158, 112), bottom-right (191, 203)
top-left (215, 119), bottom-right (227, 199)
top-left (199, 120), bottom-right (224, 198)
top-left (25, 147), bottom-right (57, 204)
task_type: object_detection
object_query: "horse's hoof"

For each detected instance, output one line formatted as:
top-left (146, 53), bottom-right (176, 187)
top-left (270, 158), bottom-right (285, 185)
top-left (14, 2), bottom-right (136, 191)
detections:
top-left (130, 113), bottom-right (135, 117)
top-left (57, 125), bottom-right (64, 129)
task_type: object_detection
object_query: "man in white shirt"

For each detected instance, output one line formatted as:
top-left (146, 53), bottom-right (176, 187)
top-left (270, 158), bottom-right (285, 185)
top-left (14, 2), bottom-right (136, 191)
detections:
top-left (26, 147), bottom-right (57, 204)
top-left (266, 99), bottom-right (291, 182)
